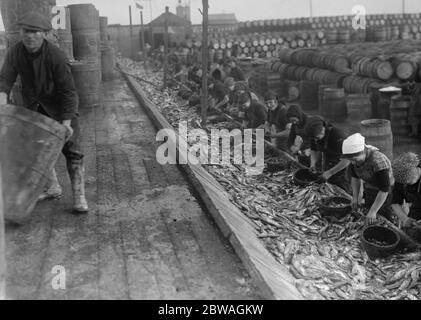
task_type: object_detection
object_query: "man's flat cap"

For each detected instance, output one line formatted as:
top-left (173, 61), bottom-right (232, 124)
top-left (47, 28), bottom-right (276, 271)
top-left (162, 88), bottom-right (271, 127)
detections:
top-left (17, 12), bottom-right (52, 31)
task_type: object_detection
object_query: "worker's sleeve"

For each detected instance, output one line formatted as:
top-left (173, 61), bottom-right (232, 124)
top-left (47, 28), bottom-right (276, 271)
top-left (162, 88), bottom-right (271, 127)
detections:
top-left (348, 165), bottom-right (358, 179)
top-left (257, 105), bottom-right (267, 126)
top-left (391, 183), bottom-right (405, 205)
top-left (310, 139), bottom-right (317, 151)
top-left (373, 169), bottom-right (391, 192)
top-left (52, 53), bottom-right (78, 120)
top-left (0, 49), bottom-right (18, 94)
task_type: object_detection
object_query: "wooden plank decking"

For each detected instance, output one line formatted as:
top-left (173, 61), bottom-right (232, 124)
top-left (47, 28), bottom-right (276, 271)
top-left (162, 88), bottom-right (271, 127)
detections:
top-left (4, 74), bottom-right (262, 300)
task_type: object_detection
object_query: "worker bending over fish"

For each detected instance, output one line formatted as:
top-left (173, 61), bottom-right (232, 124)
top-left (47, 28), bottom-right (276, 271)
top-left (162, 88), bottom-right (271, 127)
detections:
top-left (341, 133), bottom-right (394, 225)
top-left (305, 117), bottom-right (350, 193)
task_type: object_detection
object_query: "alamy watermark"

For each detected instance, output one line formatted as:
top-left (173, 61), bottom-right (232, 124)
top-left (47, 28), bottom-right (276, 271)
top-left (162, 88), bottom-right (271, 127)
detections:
top-left (352, 5), bottom-right (367, 30)
top-left (155, 121), bottom-right (265, 174)
top-left (51, 265), bottom-right (66, 290)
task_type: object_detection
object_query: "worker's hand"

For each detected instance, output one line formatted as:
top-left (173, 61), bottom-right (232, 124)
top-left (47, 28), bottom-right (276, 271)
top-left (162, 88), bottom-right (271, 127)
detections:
top-left (309, 166), bottom-right (317, 173)
top-left (285, 123), bottom-right (292, 130)
top-left (319, 172), bottom-right (330, 183)
top-left (403, 217), bottom-right (417, 229)
top-left (351, 198), bottom-right (361, 211)
top-left (365, 211), bottom-right (378, 225)
top-left (61, 120), bottom-right (74, 141)
top-left (0, 92), bottom-right (8, 105)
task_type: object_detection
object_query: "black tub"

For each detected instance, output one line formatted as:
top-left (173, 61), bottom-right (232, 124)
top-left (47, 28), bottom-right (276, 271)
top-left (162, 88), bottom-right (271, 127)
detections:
top-left (361, 226), bottom-right (400, 260)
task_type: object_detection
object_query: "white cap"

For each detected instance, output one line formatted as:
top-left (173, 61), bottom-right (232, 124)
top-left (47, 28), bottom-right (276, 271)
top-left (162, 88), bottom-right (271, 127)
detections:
top-left (342, 133), bottom-right (365, 155)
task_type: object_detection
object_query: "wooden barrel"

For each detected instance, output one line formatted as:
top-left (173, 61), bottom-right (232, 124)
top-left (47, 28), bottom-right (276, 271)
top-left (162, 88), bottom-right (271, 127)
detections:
top-left (377, 87), bottom-right (402, 120)
top-left (347, 94), bottom-right (372, 133)
top-left (321, 88), bottom-right (347, 121)
top-left (52, 6), bottom-right (74, 61)
top-left (373, 26), bottom-right (388, 41)
top-left (390, 95), bottom-right (410, 136)
top-left (57, 31), bottom-right (74, 61)
top-left (338, 29), bottom-right (351, 43)
top-left (299, 80), bottom-right (319, 111)
top-left (69, 4), bottom-right (99, 62)
top-left (394, 59), bottom-right (417, 81)
top-left (0, 104), bottom-right (66, 224)
top-left (325, 30), bottom-right (338, 44)
top-left (101, 41), bottom-right (115, 81)
top-left (360, 119), bottom-right (394, 161)
top-left (99, 16), bottom-right (109, 42)
top-left (70, 61), bottom-right (101, 108)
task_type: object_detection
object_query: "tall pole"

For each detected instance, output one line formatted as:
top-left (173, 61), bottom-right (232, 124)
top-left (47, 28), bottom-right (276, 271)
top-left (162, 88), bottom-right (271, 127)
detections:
top-left (129, 5), bottom-right (134, 60)
top-left (201, 0), bottom-right (209, 126)
top-left (140, 10), bottom-right (146, 63)
top-left (0, 164), bottom-right (6, 300)
top-left (402, 0), bottom-right (405, 14)
top-left (309, 0), bottom-right (313, 18)
top-left (163, 6), bottom-right (169, 88)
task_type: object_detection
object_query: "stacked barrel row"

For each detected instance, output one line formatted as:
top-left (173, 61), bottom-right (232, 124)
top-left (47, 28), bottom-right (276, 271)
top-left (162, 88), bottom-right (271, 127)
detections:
top-left (237, 13), bottom-right (421, 35)
top-left (273, 48), bottom-right (421, 93)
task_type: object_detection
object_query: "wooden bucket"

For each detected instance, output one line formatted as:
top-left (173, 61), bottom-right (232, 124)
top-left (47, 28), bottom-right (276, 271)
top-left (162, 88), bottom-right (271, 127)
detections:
top-left (0, 104), bottom-right (66, 224)
top-left (70, 61), bottom-right (101, 108)
top-left (360, 119), bottom-right (394, 161)
top-left (390, 95), bottom-right (410, 136)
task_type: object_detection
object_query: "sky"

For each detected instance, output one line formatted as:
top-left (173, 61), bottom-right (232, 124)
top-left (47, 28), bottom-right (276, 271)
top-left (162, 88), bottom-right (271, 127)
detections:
top-left (1, 0), bottom-right (421, 29)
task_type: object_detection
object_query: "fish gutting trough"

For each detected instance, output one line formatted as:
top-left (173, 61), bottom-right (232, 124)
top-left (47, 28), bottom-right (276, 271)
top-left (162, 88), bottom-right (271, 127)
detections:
top-left (361, 226), bottom-right (400, 260)
top-left (293, 168), bottom-right (321, 187)
top-left (319, 196), bottom-right (351, 221)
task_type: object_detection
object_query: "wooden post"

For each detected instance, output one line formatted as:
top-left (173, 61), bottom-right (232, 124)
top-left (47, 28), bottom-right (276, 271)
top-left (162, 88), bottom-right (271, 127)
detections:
top-left (163, 6), bottom-right (169, 88)
top-left (201, 0), bottom-right (209, 127)
top-left (140, 10), bottom-right (146, 64)
top-left (402, 0), bottom-right (405, 14)
top-left (309, 0), bottom-right (313, 18)
top-left (129, 5), bottom-right (134, 60)
top-left (0, 164), bottom-right (6, 300)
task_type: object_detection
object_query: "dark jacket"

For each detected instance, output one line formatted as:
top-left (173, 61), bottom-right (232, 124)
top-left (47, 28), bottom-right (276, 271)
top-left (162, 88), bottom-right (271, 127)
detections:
top-left (0, 40), bottom-right (78, 121)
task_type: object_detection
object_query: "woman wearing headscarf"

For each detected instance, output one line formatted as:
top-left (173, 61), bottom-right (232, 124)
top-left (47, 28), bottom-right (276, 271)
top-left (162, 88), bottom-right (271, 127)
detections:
top-left (304, 117), bottom-right (351, 193)
top-left (391, 152), bottom-right (421, 241)
top-left (263, 91), bottom-right (288, 148)
top-left (342, 133), bottom-right (394, 224)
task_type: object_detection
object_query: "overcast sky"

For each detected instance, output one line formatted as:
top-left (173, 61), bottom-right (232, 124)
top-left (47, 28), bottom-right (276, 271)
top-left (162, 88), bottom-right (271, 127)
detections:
top-left (1, 0), bottom-right (421, 29)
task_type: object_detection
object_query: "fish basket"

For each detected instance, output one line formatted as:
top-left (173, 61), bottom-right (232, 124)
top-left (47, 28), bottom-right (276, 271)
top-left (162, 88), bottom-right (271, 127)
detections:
top-left (319, 196), bottom-right (351, 220)
top-left (361, 226), bottom-right (400, 260)
top-left (293, 168), bottom-right (320, 187)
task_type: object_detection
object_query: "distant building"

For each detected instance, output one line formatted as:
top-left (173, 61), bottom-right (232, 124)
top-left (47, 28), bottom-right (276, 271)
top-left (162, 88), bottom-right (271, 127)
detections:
top-left (149, 10), bottom-right (192, 48)
top-left (176, 0), bottom-right (191, 22)
top-left (193, 13), bottom-right (238, 34)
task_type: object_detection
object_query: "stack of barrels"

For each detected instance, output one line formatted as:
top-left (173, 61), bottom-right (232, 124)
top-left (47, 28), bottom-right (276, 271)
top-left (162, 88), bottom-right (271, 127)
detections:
top-left (55, 6), bottom-right (74, 61)
top-left (99, 16), bottom-right (116, 81)
top-left (68, 3), bottom-right (101, 108)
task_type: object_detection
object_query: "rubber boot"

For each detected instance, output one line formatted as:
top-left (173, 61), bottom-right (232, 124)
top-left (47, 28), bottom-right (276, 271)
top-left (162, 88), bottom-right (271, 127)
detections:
top-left (67, 160), bottom-right (89, 214)
top-left (38, 168), bottom-right (63, 201)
